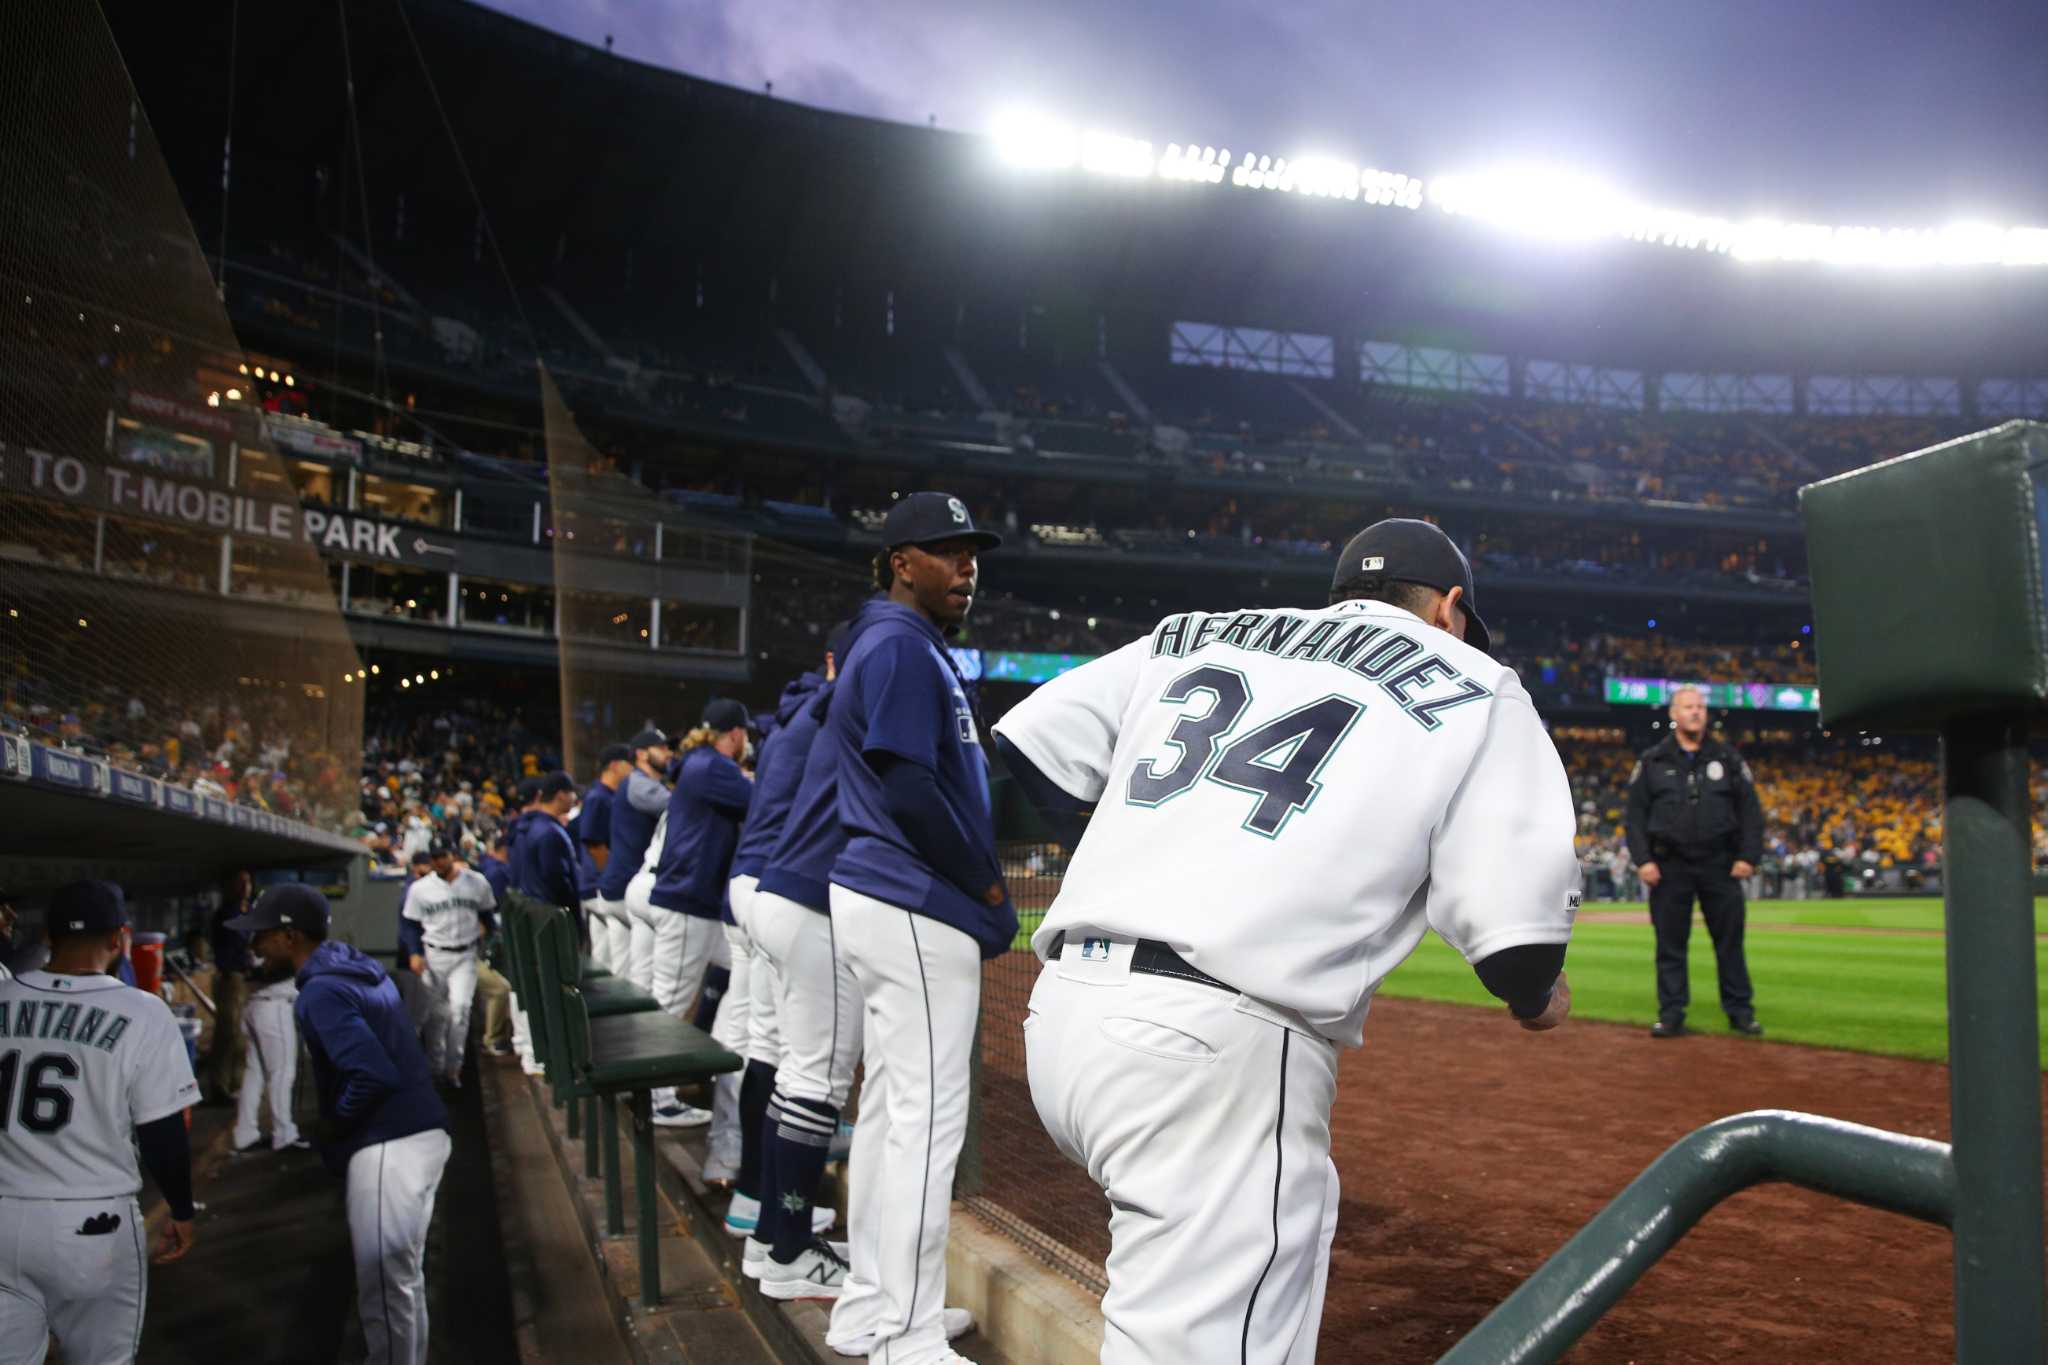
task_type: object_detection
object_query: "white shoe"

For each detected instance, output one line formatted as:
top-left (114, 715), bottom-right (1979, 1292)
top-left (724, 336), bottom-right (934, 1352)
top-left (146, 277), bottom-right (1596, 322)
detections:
top-left (723, 1192), bottom-right (760, 1239)
top-left (651, 1102), bottom-right (712, 1128)
top-left (744, 1235), bottom-right (847, 1279)
top-left (828, 1306), bottom-right (977, 1356)
top-left (757, 1239), bottom-right (851, 1301)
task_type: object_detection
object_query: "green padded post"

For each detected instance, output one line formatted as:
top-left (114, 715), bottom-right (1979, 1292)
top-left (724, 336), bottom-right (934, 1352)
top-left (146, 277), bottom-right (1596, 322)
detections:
top-left (633, 1089), bottom-right (661, 1309)
top-left (603, 1097), bottom-right (623, 1236)
top-left (584, 1095), bottom-right (600, 1179)
top-left (566, 1085), bottom-right (582, 1139)
top-left (1941, 714), bottom-right (2045, 1362)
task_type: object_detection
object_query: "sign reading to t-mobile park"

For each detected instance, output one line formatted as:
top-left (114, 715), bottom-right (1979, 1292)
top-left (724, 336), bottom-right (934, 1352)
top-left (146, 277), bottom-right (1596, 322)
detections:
top-left (0, 441), bottom-right (457, 568)
top-left (1603, 676), bottom-right (1821, 712)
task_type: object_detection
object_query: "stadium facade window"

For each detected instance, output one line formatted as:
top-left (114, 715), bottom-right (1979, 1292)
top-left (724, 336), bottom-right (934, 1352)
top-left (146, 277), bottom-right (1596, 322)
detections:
top-left (457, 576), bottom-right (554, 634)
top-left (460, 489), bottom-right (542, 543)
top-left (100, 514), bottom-right (216, 594)
top-left (228, 537), bottom-right (332, 609)
top-left (559, 589), bottom-right (649, 647)
top-left (1809, 374), bottom-right (1960, 417)
top-left (552, 510), bottom-right (654, 559)
top-left (1358, 341), bottom-right (1505, 395)
top-left (357, 474), bottom-right (451, 528)
top-left (1526, 360), bottom-right (1644, 411)
top-left (659, 522), bottom-right (748, 572)
top-left (1978, 378), bottom-right (2048, 419)
top-left (1170, 321), bottom-right (1335, 379)
top-left (344, 562), bottom-right (450, 623)
top-left (1, 497), bottom-right (101, 578)
top-left (1661, 372), bottom-right (1795, 414)
top-left (656, 601), bottom-right (743, 654)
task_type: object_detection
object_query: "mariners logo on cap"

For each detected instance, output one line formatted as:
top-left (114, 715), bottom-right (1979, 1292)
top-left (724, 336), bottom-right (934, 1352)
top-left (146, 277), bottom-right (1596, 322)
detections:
top-left (947, 496), bottom-right (968, 524)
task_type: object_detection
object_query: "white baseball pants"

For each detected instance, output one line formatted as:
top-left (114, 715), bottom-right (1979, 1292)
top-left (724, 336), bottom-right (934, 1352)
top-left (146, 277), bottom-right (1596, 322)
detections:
top-left (1024, 938), bottom-right (1342, 1365)
top-left (623, 871), bottom-right (659, 994)
top-left (644, 909), bottom-right (720, 1023)
top-left (587, 895), bottom-right (629, 975)
top-left (704, 875), bottom-right (762, 1182)
top-left (420, 945), bottom-right (478, 1080)
top-left (749, 889), bottom-right (862, 1107)
top-left (347, 1127), bottom-right (452, 1365)
top-left (0, 1194), bottom-right (145, 1364)
top-left (825, 886), bottom-right (978, 1365)
top-left (233, 980), bottom-right (301, 1149)
top-left (740, 885), bottom-right (785, 1068)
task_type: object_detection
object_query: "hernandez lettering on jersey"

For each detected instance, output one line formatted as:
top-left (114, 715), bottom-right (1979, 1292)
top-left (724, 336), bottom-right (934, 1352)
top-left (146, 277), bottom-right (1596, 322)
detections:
top-left (0, 971), bottom-right (200, 1200)
top-left (992, 598), bottom-right (1579, 1048)
top-left (1147, 607), bottom-right (1493, 731)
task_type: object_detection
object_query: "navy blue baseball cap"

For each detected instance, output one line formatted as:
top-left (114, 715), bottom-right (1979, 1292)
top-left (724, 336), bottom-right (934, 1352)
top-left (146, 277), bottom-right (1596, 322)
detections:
top-left (49, 881), bottom-right (128, 936)
top-left (596, 743), bottom-right (633, 767)
top-left (1331, 518), bottom-right (1491, 654)
top-left (627, 727), bottom-right (669, 751)
top-left (537, 770), bottom-right (577, 800)
top-left (701, 698), bottom-right (750, 732)
top-left (227, 883), bottom-right (330, 938)
top-left (880, 492), bottom-right (1001, 552)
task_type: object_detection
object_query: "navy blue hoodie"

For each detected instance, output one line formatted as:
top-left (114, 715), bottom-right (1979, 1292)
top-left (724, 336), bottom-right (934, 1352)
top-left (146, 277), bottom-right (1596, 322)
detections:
top-left (823, 598), bottom-right (1011, 955)
top-left (294, 941), bottom-right (449, 1176)
top-left (599, 768), bottom-right (669, 901)
top-left (572, 779), bottom-right (615, 899)
top-left (649, 745), bottom-right (754, 918)
top-left (733, 671), bottom-right (828, 880)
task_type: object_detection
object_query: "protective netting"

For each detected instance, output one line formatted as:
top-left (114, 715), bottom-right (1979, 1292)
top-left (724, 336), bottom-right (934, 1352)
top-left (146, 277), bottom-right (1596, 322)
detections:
top-left (966, 841), bottom-right (1111, 1295)
top-left (538, 365), bottom-right (752, 773)
top-left (0, 5), bottom-right (363, 827)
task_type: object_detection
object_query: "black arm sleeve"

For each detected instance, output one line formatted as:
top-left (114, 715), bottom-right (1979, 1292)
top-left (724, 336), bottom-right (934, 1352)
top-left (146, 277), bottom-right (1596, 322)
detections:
top-left (137, 1111), bottom-right (194, 1221)
top-left (870, 752), bottom-right (1001, 902)
top-left (1472, 942), bottom-right (1567, 1020)
top-left (1735, 756), bottom-right (1765, 864)
top-left (992, 734), bottom-right (1092, 848)
top-left (1623, 759), bottom-right (1652, 865)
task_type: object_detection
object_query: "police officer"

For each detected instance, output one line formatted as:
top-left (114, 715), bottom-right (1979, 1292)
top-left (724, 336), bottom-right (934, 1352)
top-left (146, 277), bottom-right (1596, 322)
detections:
top-left (1625, 685), bottom-right (1765, 1038)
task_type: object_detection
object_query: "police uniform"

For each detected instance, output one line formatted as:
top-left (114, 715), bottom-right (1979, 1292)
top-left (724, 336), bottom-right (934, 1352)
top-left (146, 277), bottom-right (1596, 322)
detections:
top-left (1624, 733), bottom-right (1765, 1033)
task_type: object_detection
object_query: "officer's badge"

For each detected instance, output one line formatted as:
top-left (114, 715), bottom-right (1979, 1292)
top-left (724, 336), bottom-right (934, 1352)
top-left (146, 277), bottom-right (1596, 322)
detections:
top-left (1706, 760), bottom-right (1726, 780)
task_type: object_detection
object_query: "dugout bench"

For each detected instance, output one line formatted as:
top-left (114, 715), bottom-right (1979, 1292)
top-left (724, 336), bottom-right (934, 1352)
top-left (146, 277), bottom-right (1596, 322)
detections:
top-left (500, 892), bottom-right (742, 1309)
top-left (1447, 422), bottom-right (2048, 1364)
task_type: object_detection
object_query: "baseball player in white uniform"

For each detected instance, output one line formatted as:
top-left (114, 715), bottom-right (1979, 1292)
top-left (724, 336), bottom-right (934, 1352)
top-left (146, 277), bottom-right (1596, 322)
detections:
top-left (230, 952), bottom-right (303, 1153)
top-left (401, 841), bottom-right (498, 1087)
top-left (0, 880), bottom-right (201, 1365)
top-left (992, 519), bottom-right (1579, 1364)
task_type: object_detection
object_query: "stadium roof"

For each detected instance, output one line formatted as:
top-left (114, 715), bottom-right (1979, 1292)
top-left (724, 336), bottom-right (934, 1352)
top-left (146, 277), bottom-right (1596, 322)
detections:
top-left (113, 0), bottom-right (2048, 377)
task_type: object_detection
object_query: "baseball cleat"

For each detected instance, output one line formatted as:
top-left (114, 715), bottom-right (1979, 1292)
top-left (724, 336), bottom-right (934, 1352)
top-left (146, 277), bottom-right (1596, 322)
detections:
top-left (1649, 1019), bottom-right (1687, 1039)
top-left (745, 1235), bottom-right (847, 1279)
top-left (651, 1102), bottom-right (712, 1128)
top-left (756, 1238), bottom-right (851, 1300)
top-left (1730, 1017), bottom-right (1765, 1036)
top-left (724, 1193), bottom-right (760, 1237)
top-left (829, 1307), bottom-right (976, 1356)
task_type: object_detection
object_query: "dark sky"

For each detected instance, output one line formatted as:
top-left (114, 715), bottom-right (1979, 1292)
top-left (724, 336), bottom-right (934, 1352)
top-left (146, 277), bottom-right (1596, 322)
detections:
top-left (478, 0), bottom-right (2048, 224)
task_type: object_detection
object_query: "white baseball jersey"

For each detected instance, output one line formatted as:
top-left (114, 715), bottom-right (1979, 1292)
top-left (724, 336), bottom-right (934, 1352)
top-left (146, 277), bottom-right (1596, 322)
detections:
top-left (993, 598), bottom-right (1580, 1047)
top-left (402, 869), bottom-right (497, 950)
top-left (0, 971), bottom-right (200, 1198)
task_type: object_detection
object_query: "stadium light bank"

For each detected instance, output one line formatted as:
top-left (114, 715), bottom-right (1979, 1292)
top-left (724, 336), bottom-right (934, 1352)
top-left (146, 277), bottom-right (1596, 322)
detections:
top-left (988, 110), bottom-right (2048, 268)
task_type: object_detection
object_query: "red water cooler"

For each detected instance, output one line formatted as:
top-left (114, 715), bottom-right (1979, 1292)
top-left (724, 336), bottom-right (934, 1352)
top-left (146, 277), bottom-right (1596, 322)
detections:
top-left (130, 931), bottom-right (166, 998)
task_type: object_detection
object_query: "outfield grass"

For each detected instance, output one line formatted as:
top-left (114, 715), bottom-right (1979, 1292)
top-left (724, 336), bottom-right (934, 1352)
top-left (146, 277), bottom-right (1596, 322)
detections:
top-left (1011, 898), bottom-right (2048, 1064)
top-left (1378, 898), bottom-right (2048, 1063)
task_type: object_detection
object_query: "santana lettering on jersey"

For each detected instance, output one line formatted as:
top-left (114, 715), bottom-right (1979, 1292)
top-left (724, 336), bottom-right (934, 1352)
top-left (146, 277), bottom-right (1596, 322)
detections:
top-left (992, 599), bottom-right (1579, 1047)
top-left (0, 972), bottom-right (200, 1199)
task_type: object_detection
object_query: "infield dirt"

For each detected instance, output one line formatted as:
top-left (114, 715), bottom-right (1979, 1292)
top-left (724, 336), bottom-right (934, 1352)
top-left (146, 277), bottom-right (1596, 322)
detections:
top-left (976, 989), bottom-right (2022, 1363)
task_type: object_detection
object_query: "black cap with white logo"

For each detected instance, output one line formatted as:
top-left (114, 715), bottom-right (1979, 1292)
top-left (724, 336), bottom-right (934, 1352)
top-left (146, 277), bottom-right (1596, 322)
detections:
top-left (49, 880), bottom-right (128, 936)
top-left (226, 883), bottom-right (330, 939)
top-left (1330, 518), bottom-right (1491, 654)
top-left (879, 492), bottom-right (1001, 552)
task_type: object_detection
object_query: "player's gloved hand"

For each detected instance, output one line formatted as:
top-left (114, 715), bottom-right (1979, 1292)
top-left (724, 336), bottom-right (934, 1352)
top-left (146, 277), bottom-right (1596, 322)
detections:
top-left (1518, 971), bottom-right (1571, 1033)
top-left (152, 1218), bottom-right (196, 1264)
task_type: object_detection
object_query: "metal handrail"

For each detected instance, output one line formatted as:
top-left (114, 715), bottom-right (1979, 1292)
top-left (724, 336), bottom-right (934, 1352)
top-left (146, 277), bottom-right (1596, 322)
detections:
top-left (1440, 1110), bottom-right (1954, 1364)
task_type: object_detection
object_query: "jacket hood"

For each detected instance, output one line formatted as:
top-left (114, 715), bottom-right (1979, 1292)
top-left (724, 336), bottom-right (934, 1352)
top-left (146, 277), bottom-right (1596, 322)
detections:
top-left (775, 671), bottom-right (827, 728)
top-left (298, 939), bottom-right (388, 987)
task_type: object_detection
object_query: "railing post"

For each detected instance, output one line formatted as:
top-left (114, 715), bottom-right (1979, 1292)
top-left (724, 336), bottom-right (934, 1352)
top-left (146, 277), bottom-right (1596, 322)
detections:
top-left (1940, 711), bottom-right (2044, 1362)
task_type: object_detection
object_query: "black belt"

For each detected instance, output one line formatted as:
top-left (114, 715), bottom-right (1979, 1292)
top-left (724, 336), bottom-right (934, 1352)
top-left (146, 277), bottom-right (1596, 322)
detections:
top-left (426, 939), bottom-right (478, 953)
top-left (1049, 932), bottom-right (1237, 995)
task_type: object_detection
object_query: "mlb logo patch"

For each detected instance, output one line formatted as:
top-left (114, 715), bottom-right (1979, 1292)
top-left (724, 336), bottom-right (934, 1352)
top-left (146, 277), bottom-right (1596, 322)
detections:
top-left (1361, 556), bottom-right (1384, 572)
top-left (1080, 937), bottom-right (1112, 961)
